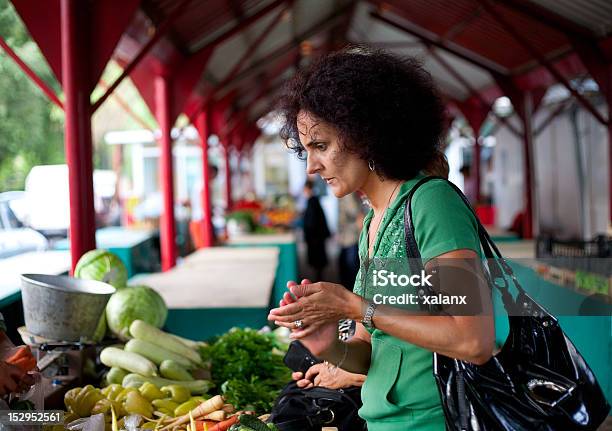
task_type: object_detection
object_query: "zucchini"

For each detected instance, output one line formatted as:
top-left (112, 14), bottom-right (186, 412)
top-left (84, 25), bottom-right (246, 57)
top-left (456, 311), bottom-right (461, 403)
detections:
top-left (125, 339), bottom-right (194, 369)
top-left (100, 347), bottom-right (157, 377)
top-left (160, 360), bottom-right (193, 381)
top-left (106, 367), bottom-right (128, 385)
top-left (166, 333), bottom-right (202, 350)
top-left (130, 320), bottom-right (202, 365)
top-left (122, 373), bottom-right (213, 395)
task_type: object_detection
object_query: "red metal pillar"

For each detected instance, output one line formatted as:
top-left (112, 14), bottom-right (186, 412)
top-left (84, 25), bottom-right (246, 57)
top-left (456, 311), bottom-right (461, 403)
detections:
top-left (458, 100), bottom-right (488, 204)
top-left (224, 142), bottom-right (233, 211)
top-left (196, 109), bottom-right (214, 247)
top-left (60, 0), bottom-right (96, 272)
top-left (520, 92), bottom-right (535, 239)
top-left (155, 74), bottom-right (177, 271)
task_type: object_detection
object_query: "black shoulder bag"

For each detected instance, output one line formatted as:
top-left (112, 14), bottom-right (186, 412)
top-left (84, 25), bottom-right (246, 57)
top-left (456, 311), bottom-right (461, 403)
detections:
top-left (403, 176), bottom-right (610, 431)
top-left (268, 341), bottom-right (367, 431)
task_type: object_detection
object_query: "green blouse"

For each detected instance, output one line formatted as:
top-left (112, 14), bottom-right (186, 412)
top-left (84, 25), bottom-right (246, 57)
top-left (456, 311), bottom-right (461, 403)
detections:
top-left (353, 175), bottom-right (481, 431)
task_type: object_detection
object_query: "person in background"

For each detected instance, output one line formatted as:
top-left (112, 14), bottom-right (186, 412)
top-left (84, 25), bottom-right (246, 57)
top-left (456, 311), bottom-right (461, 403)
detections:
top-left (0, 314), bottom-right (35, 396)
top-left (302, 179), bottom-right (331, 281)
top-left (337, 193), bottom-right (366, 290)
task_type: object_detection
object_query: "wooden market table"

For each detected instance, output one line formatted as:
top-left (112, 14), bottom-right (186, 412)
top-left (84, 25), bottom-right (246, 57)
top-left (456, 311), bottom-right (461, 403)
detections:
top-left (134, 246), bottom-right (279, 340)
top-left (224, 232), bottom-right (298, 307)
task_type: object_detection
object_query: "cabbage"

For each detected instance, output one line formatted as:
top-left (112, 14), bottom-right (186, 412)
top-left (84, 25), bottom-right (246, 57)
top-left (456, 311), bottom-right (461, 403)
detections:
top-left (74, 249), bottom-right (128, 288)
top-left (106, 285), bottom-right (167, 340)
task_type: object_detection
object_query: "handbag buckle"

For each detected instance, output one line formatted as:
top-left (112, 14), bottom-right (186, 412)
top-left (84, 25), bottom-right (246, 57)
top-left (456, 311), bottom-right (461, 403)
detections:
top-left (526, 378), bottom-right (576, 408)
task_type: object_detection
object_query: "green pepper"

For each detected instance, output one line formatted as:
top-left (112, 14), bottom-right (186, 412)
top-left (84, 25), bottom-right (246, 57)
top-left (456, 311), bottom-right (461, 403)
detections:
top-left (173, 399), bottom-right (200, 417)
top-left (70, 385), bottom-right (104, 417)
top-left (123, 391), bottom-right (153, 418)
top-left (160, 385), bottom-right (190, 403)
top-left (92, 398), bottom-right (127, 418)
top-left (101, 384), bottom-right (124, 400)
top-left (115, 387), bottom-right (138, 402)
top-left (151, 398), bottom-right (179, 412)
top-left (139, 382), bottom-right (165, 401)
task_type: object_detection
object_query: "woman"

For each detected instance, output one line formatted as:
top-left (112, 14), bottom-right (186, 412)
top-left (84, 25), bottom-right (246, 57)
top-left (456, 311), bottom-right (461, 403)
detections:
top-left (268, 48), bottom-right (494, 430)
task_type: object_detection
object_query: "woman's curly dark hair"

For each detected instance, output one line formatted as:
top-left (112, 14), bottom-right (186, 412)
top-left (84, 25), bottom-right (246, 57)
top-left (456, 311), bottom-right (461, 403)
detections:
top-left (278, 47), bottom-right (447, 181)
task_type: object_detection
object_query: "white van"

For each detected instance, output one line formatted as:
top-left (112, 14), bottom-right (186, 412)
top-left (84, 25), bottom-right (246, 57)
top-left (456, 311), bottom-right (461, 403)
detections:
top-left (24, 165), bottom-right (117, 237)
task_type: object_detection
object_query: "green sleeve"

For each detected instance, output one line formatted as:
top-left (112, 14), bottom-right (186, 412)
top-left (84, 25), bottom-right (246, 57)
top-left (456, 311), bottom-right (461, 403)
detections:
top-left (411, 179), bottom-right (481, 262)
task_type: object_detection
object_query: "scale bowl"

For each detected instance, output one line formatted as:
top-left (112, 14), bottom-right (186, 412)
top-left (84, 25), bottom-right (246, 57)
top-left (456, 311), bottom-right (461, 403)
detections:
top-left (21, 274), bottom-right (115, 342)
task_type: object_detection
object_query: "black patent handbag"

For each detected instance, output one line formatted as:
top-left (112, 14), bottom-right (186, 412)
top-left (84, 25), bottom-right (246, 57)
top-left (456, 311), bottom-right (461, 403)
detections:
top-left (403, 176), bottom-right (610, 431)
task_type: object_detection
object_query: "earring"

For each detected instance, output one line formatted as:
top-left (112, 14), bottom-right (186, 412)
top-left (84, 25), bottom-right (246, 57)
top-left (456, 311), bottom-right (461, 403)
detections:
top-left (368, 160), bottom-right (375, 172)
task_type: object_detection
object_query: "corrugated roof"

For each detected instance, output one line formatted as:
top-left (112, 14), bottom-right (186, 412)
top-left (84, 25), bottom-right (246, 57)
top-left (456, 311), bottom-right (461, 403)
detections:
top-left (529, 0), bottom-right (612, 37)
top-left (14, 0), bottom-right (608, 142)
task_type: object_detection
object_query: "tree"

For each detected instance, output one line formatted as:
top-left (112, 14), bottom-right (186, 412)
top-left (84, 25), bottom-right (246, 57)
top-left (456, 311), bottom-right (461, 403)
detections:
top-left (0, 0), bottom-right (64, 191)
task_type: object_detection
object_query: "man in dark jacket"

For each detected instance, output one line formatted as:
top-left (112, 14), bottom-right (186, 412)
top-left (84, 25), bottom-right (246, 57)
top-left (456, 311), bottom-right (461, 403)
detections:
top-left (302, 180), bottom-right (330, 281)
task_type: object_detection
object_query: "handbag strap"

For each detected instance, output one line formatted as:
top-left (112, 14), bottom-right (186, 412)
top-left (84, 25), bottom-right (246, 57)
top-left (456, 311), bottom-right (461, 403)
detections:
top-left (403, 176), bottom-right (526, 314)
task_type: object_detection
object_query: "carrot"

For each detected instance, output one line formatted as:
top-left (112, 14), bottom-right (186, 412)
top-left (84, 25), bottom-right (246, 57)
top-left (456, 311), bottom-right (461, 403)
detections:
top-left (194, 421), bottom-right (215, 431)
top-left (161, 395), bottom-right (224, 430)
top-left (12, 357), bottom-right (36, 372)
top-left (207, 416), bottom-right (238, 431)
top-left (5, 346), bottom-right (31, 363)
top-left (6, 347), bottom-right (36, 372)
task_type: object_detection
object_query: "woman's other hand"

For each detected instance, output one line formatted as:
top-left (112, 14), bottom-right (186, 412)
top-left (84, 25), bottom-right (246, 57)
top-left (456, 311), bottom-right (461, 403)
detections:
top-left (292, 363), bottom-right (366, 389)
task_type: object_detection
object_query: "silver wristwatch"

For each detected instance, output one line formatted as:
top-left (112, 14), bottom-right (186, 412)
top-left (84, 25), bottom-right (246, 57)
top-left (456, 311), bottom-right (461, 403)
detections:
top-left (362, 301), bottom-right (377, 329)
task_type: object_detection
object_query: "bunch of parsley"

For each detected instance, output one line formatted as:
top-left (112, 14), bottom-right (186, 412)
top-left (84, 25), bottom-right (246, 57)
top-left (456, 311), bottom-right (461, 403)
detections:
top-left (202, 328), bottom-right (291, 413)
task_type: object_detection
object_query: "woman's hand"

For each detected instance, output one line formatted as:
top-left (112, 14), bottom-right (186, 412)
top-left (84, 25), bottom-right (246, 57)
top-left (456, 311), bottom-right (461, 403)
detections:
top-left (267, 282), bottom-right (362, 338)
top-left (292, 363), bottom-right (365, 389)
top-left (275, 279), bottom-right (341, 356)
top-left (0, 361), bottom-right (26, 396)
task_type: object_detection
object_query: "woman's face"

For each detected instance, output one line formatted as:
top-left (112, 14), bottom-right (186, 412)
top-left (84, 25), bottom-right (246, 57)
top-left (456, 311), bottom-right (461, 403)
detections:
top-left (297, 111), bottom-right (370, 198)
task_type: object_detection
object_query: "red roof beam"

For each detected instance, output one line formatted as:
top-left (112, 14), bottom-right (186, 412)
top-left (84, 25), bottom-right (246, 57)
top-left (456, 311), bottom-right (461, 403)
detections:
top-left (214, 3), bottom-right (352, 101)
top-left (499, 0), bottom-right (598, 41)
top-left (477, 0), bottom-right (608, 126)
top-left (0, 35), bottom-right (63, 109)
top-left (190, 1), bottom-right (292, 123)
top-left (191, 0), bottom-right (291, 55)
top-left (92, 0), bottom-right (194, 113)
top-left (99, 78), bottom-right (154, 130)
top-left (370, 11), bottom-right (509, 78)
top-left (426, 45), bottom-right (521, 138)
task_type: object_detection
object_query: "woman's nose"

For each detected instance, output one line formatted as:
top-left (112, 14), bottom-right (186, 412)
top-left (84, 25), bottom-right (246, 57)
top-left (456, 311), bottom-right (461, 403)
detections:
top-left (306, 154), bottom-right (321, 175)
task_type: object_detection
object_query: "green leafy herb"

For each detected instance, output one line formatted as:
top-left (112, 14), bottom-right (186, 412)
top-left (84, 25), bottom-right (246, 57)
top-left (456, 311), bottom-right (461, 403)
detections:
top-left (206, 328), bottom-right (290, 413)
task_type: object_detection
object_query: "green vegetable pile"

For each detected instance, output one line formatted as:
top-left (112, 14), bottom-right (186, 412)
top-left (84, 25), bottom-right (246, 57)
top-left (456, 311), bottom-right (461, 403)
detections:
top-left (229, 414), bottom-right (279, 430)
top-left (202, 328), bottom-right (290, 413)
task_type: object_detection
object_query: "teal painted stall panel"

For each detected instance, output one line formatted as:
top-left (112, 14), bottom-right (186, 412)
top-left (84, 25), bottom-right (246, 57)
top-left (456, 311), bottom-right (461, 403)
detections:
top-left (493, 261), bottom-right (611, 406)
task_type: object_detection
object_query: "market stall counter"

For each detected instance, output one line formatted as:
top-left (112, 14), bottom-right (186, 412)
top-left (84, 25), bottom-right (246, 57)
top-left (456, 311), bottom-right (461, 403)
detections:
top-left (495, 241), bottom-right (612, 404)
top-left (224, 233), bottom-right (298, 307)
top-left (134, 247), bottom-right (279, 340)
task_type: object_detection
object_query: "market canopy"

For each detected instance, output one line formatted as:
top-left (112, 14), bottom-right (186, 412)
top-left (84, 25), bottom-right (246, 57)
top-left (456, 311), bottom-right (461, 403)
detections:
top-left (4, 0), bottom-right (612, 269)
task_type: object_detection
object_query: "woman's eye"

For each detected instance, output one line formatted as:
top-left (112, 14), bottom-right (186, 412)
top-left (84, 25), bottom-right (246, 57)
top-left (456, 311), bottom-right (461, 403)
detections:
top-left (316, 143), bottom-right (327, 151)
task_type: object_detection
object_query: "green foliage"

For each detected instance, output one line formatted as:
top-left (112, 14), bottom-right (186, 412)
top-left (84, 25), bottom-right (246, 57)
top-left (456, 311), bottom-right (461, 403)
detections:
top-left (204, 328), bottom-right (291, 413)
top-left (0, 0), bottom-right (64, 191)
